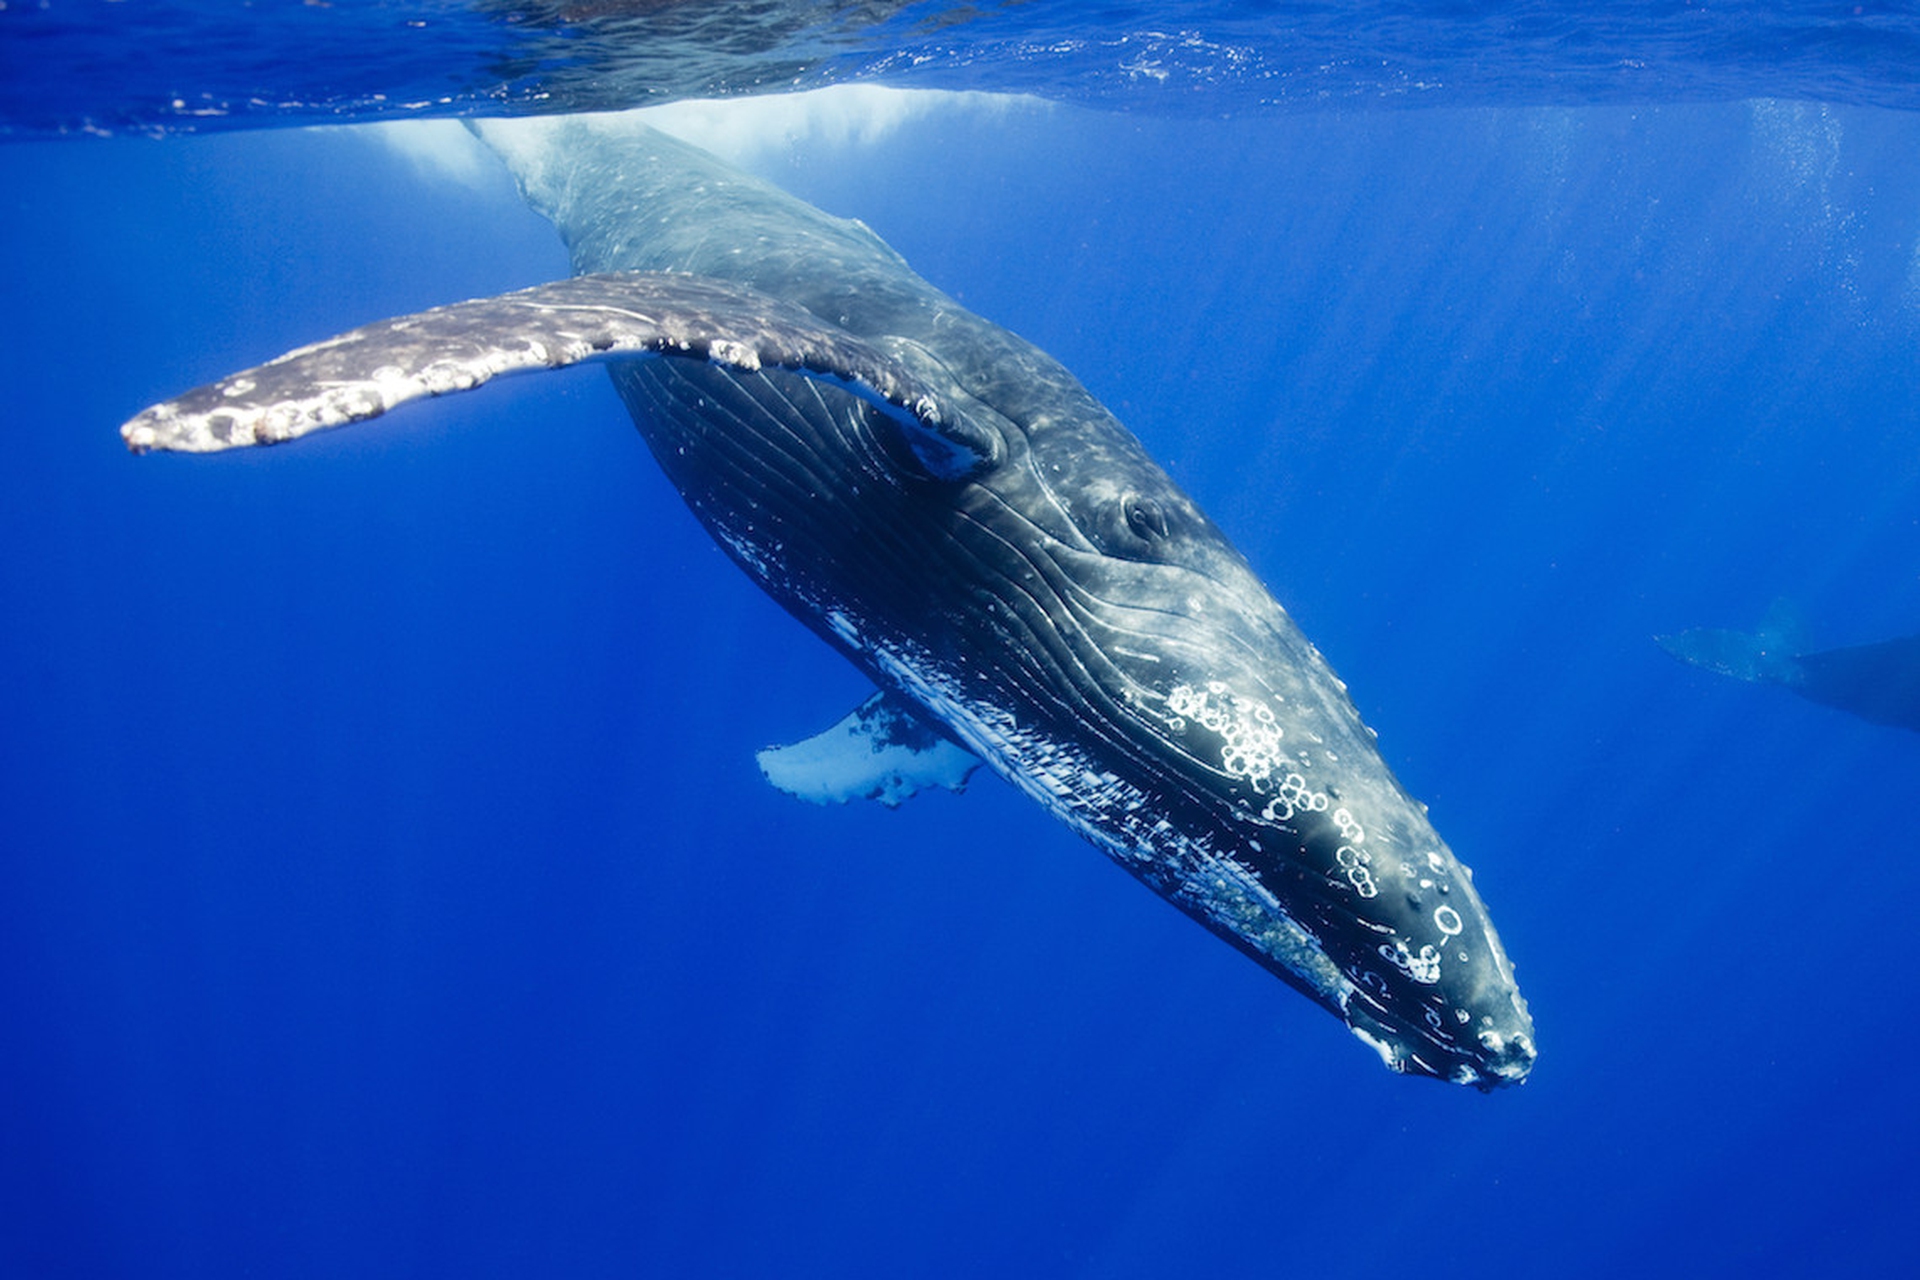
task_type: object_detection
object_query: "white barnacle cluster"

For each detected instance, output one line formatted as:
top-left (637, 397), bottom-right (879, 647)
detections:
top-left (365, 362), bottom-right (426, 409)
top-left (1166, 681), bottom-right (1287, 790)
top-left (1380, 937), bottom-right (1443, 986)
top-left (1327, 805), bottom-right (1376, 898)
top-left (413, 357), bottom-right (492, 397)
top-left (1260, 772), bottom-right (1330, 824)
top-left (706, 338), bottom-right (762, 372)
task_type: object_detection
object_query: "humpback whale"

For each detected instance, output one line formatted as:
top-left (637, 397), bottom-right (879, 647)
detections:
top-left (121, 115), bottom-right (1535, 1088)
top-left (1659, 601), bottom-right (1920, 732)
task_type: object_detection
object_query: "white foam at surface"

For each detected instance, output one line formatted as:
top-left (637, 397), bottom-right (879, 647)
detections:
top-left (634, 84), bottom-right (1048, 168)
top-left (359, 86), bottom-right (1049, 187)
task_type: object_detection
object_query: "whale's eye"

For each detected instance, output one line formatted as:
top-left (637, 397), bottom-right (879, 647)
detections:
top-left (1124, 495), bottom-right (1171, 542)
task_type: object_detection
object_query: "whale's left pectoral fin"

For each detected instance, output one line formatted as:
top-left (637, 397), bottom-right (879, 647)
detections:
top-left (758, 691), bottom-right (980, 808)
top-left (120, 272), bottom-right (954, 457)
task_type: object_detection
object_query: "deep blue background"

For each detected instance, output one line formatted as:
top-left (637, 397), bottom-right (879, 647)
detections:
top-left (5, 98), bottom-right (1920, 1276)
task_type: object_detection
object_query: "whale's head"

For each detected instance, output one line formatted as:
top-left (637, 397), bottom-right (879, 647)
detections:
top-left (1143, 655), bottom-right (1539, 1090)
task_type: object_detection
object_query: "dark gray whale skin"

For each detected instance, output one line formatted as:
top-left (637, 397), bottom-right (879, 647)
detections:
top-left (123, 117), bottom-right (1534, 1088)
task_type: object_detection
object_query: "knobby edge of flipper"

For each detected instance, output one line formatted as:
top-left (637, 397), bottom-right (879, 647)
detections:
top-left (120, 271), bottom-right (997, 478)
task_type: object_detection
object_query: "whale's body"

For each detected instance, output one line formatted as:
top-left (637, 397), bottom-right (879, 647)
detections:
top-left (122, 116), bottom-right (1534, 1087)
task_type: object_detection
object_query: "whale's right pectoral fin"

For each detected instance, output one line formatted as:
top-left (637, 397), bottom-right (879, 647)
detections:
top-left (757, 690), bottom-right (981, 808)
top-left (119, 271), bottom-right (983, 467)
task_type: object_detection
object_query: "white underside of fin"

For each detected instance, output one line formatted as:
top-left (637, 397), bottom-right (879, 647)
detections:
top-left (757, 690), bottom-right (980, 808)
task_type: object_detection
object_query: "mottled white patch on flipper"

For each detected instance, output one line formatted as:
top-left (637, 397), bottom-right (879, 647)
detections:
top-left (758, 691), bottom-right (980, 808)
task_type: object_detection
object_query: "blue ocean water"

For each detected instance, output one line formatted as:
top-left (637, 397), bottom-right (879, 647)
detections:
top-left (6, 7), bottom-right (1920, 1279)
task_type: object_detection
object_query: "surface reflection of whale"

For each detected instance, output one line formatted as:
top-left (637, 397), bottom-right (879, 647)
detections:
top-left (1658, 601), bottom-right (1920, 732)
top-left (120, 115), bottom-right (1534, 1088)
